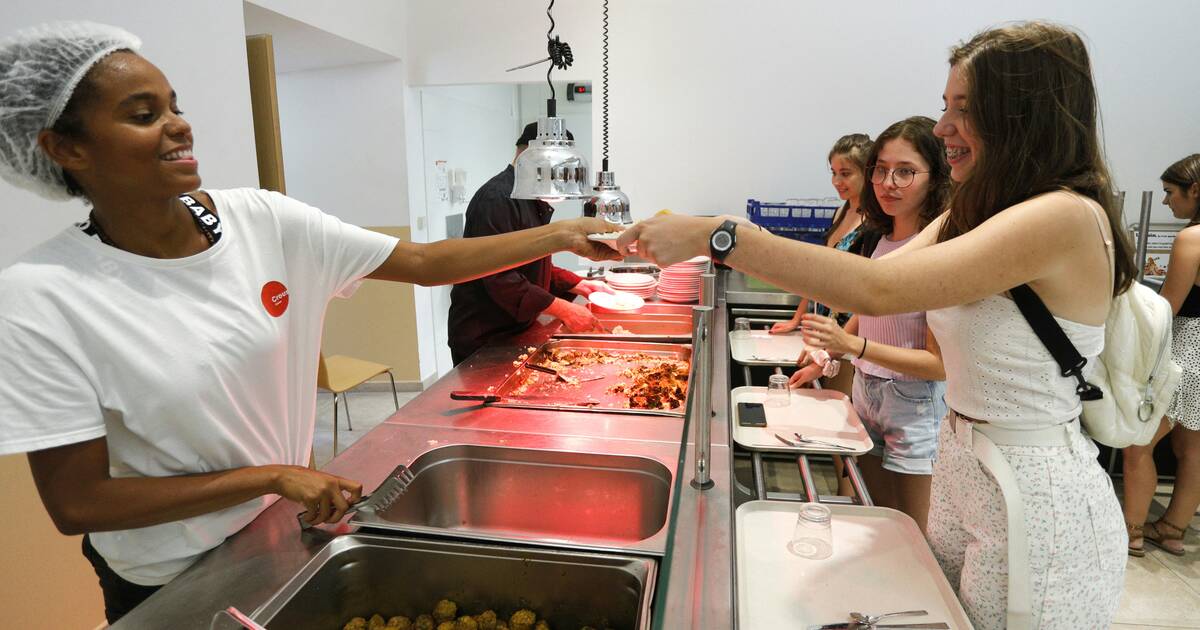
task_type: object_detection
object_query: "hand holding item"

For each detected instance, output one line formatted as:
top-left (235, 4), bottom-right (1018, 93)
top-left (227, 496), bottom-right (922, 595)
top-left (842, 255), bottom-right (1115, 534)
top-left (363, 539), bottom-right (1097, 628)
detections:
top-left (571, 279), bottom-right (614, 297)
top-left (615, 213), bottom-right (718, 266)
top-left (270, 465), bottom-right (363, 526)
top-left (547, 297), bottom-right (601, 332)
top-left (566, 217), bottom-right (624, 262)
top-left (800, 313), bottom-right (859, 358)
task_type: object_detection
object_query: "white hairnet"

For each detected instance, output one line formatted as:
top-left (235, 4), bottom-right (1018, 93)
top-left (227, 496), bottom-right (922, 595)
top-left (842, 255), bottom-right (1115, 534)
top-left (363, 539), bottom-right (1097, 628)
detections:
top-left (0, 21), bottom-right (142, 200)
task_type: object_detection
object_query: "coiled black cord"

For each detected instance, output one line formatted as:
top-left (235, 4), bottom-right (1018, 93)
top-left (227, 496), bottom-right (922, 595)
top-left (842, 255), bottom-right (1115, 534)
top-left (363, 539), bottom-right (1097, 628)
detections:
top-left (544, 0), bottom-right (575, 101)
top-left (601, 0), bottom-right (610, 172)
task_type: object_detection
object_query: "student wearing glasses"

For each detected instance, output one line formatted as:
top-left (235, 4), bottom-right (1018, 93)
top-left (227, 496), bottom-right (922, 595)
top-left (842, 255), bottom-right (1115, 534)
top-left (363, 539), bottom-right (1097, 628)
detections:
top-left (792, 117), bottom-right (950, 533)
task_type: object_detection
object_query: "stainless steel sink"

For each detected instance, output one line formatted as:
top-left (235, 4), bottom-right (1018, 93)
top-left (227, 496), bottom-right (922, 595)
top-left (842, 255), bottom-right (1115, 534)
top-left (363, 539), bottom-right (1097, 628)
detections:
top-left (352, 445), bottom-right (673, 555)
top-left (252, 535), bottom-right (655, 629)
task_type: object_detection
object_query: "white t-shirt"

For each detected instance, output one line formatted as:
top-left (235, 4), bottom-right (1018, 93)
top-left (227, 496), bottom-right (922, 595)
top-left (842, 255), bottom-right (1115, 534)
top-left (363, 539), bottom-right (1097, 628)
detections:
top-left (0, 188), bottom-right (397, 585)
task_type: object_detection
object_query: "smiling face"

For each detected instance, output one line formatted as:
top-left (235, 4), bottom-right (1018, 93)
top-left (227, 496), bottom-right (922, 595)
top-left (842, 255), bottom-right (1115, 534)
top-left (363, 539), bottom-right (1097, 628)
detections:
top-left (1163, 180), bottom-right (1200, 221)
top-left (48, 52), bottom-right (199, 200)
top-left (829, 153), bottom-right (865, 204)
top-left (934, 64), bottom-right (980, 182)
top-left (872, 138), bottom-right (931, 223)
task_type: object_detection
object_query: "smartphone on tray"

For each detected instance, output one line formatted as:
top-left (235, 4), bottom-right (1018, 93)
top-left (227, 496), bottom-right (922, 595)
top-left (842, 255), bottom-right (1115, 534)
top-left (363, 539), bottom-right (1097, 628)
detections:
top-left (737, 401), bottom-right (767, 427)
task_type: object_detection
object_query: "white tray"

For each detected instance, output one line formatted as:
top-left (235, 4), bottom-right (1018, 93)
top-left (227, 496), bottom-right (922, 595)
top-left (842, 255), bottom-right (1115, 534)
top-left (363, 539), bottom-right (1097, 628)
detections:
top-left (729, 330), bottom-right (809, 365)
top-left (735, 501), bottom-right (973, 629)
top-left (731, 386), bottom-right (872, 455)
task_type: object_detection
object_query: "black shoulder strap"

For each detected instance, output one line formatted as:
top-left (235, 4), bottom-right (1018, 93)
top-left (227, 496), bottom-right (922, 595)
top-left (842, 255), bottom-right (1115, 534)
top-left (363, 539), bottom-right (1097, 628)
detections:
top-left (1009, 284), bottom-right (1103, 401)
top-left (179, 193), bottom-right (223, 245)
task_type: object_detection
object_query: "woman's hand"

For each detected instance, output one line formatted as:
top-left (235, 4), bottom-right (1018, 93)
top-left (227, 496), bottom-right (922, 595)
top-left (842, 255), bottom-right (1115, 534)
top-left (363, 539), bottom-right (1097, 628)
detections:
top-left (563, 217), bottom-right (624, 262)
top-left (800, 313), bottom-right (861, 358)
top-left (616, 214), bottom-right (719, 266)
top-left (770, 318), bottom-right (800, 334)
top-left (571, 279), bottom-right (615, 297)
top-left (269, 466), bottom-right (363, 526)
top-left (789, 362), bottom-right (823, 388)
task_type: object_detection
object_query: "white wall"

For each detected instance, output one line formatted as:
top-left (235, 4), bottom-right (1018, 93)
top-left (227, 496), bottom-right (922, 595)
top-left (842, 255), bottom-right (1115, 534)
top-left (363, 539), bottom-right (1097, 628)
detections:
top-left (406, 0), bottom-right (1200, 225)
top-left (276, 60), bottom-right (410, 227)
top-left (0, 0), bottom-right (259, 268)
top-left (246, 0), bottom-right (405, 59)
top-left (413, 84), bottom-right (522, 376)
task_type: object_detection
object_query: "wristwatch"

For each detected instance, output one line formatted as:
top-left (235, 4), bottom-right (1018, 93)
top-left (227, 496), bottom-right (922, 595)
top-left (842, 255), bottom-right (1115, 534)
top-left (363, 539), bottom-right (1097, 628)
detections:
top-left (709, 219), bottom-right (738, 263)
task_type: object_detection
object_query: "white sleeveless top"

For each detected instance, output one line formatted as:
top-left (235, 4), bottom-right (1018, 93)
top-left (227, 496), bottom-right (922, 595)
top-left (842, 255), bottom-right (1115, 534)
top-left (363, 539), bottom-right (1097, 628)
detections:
top-left (926, 296), bottom-right (1104, 428)
top-left (926, 193), bottom-right (1113, 430)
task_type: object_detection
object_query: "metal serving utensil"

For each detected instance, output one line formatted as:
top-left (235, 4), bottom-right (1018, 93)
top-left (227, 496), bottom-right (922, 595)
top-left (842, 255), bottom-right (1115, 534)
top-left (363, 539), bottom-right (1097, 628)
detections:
top-left (297, 464), bottom-right (415, 530)
top-left (794, 432), bottom-right (854, 451)
top-left (850, 610), bottom-right (930, 626)
top-left (525, 362), bottom-right (605, 385)
top-left (808, 623), bottom-right (947, 630)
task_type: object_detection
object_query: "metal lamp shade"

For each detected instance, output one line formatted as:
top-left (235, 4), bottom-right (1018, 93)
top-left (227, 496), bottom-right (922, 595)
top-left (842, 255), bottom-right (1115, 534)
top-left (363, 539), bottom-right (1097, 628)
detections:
top-left (511, 117), bottom-right (590, 201)
top-left (584, 170), bottom-right (632, 225)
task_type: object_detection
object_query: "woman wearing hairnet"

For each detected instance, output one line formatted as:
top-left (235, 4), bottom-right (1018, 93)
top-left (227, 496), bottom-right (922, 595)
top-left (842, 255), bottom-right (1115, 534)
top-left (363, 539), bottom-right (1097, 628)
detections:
top-left (0, 22), bottom-right (619, 623)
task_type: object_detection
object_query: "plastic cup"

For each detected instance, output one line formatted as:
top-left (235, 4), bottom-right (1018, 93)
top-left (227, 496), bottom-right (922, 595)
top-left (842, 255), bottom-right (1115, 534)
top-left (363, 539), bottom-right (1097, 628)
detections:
top-left (765, 374), bottom-right (790, 407)
top-left (788, 503), bottom-right (833, 559)
top-left (732, 317), bottom-right (751, 340)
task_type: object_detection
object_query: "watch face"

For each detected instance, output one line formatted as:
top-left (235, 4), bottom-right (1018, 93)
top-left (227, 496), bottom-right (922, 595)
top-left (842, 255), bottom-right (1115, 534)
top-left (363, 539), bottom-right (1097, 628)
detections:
top-left (712, 230), bottom-right (733, 251)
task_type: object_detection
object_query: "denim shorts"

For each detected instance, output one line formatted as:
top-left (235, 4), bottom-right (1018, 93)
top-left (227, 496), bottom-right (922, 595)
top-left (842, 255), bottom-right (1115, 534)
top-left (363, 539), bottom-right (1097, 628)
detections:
top-left (852, 372), bottom-right (947, 474)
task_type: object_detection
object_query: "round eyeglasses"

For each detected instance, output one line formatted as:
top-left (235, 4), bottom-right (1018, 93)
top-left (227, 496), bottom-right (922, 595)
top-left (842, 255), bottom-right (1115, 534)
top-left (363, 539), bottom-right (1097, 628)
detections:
top-left (867, 166), bottom-right (929, 188)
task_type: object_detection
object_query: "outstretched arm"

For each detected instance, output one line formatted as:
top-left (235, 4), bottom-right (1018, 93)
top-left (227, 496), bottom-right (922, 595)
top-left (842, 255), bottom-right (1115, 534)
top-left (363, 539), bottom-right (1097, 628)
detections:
top-left (617, 192), bottom-right (1107, 318)
top-left (367, 217), bottom-right (620, 286)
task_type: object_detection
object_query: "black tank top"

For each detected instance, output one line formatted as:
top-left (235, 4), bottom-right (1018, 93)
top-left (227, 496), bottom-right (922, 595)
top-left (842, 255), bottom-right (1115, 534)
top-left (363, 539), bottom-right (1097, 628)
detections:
top-left (1179, 284), bottom-right (1200, 317)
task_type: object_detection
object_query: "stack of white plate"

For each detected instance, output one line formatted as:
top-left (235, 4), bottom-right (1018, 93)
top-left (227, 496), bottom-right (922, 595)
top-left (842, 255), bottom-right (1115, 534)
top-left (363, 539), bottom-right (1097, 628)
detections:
top-left (605, 271), bottom-right (658, 298)
top-left (656, 256), bottom-right (709, 303)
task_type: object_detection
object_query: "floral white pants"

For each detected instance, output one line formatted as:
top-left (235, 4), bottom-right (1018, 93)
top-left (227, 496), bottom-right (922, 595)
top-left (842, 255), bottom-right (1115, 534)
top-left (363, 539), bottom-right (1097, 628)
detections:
top-left (926, 418), bottom-right (1127, 629)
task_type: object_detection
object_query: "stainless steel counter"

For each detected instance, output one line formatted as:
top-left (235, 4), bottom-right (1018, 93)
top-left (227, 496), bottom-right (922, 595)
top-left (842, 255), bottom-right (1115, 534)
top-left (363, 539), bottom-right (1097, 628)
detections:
top-left (116, 294), bottom-right (738, 629)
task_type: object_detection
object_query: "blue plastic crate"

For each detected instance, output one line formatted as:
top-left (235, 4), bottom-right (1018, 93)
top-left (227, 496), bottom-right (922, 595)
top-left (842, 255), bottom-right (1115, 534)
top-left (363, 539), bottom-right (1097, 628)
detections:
top-left (746, 199), bottom-right (839, 244)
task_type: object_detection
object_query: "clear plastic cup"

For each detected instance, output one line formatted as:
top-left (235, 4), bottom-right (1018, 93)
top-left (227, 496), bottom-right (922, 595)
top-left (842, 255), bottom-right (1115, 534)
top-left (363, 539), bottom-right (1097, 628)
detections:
top-left (788, 503), bottom-right (833, 559)
top-left (765, 374), bottom-right (790, 407)
top-left (732, 317), bottom-right (751, 339)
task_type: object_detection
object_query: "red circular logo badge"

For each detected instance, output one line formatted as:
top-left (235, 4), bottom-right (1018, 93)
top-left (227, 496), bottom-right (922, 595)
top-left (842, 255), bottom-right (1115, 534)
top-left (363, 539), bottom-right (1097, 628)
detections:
top-left (261, 281), bottom-right (289, 317)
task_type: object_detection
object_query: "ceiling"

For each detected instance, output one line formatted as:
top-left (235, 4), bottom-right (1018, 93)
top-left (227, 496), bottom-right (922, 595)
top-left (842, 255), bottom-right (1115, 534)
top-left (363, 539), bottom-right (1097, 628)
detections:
top-left (242, 2), bottom-right (397, 74)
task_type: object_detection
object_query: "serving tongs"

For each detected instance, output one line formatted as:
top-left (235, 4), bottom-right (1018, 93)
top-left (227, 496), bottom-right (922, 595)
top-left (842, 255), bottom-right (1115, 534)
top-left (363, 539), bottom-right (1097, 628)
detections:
top-left (525, 362), bottom-right (605, 384)
top-left (297, 464), bottom-right (414, 530)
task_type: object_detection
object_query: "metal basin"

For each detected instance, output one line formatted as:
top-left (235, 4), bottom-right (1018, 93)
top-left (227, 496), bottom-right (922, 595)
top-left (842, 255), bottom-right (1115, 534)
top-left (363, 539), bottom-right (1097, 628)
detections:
top-left (352, 445), bottom-right (673, 554)
top-left (252, 535), bottom-right (655, 629)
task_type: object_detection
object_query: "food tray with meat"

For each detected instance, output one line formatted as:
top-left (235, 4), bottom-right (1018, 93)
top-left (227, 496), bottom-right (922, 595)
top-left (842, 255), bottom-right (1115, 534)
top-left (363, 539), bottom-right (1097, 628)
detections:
top-left (450, 339), bottom-right (692, 417)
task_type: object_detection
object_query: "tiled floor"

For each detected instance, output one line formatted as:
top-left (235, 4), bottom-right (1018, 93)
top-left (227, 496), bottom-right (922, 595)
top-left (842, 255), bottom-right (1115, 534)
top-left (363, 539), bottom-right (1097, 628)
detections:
top-left (316, 393), bottom-right (1200, 628)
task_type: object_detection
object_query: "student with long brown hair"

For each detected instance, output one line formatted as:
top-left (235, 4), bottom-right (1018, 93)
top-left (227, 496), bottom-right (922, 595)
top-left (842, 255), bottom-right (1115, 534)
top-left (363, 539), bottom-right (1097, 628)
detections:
top-left (771, 133), bottom-right (873, 335)
top-left (1123, 153), bottom-right (1200, 558)
top-left (794, 117), bottom-right (949, 533)
top-left (619, 22), bottom-right (1135, 629)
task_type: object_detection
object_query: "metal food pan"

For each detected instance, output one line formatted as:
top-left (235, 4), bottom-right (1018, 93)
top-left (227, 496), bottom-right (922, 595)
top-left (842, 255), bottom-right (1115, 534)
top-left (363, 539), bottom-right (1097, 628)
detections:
top-left (352, 445), bottom-right (673, 555)
top-left (456, 339), bottom-right (692, 417)
top-left (252, 535), bottom-right (655, 629)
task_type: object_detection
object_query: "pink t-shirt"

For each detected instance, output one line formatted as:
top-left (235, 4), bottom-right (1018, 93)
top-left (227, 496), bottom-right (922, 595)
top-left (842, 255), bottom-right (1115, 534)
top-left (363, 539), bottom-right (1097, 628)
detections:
top-left (853, 233), bottom-right (929, 381)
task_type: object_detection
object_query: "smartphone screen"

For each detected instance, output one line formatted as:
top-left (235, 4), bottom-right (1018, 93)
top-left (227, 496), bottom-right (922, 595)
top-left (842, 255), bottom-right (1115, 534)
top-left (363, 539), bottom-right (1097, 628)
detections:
top-left (737, 401), bottom-right (767, 427)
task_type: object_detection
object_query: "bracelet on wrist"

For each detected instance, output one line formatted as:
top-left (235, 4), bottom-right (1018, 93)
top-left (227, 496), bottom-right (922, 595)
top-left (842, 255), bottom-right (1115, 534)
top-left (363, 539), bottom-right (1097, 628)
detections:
top-left (856, 338), bottom-right (868, 359)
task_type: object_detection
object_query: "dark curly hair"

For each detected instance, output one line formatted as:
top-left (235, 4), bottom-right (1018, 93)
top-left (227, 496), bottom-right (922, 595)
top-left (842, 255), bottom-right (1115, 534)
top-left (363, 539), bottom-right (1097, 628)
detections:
top-left (859, 116), bottom-right (951, 238)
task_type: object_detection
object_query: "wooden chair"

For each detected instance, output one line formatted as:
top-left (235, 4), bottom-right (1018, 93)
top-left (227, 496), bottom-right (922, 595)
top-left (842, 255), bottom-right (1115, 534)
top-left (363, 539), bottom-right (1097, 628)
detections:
top-left (318, 352), bottom-right (400, 455)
